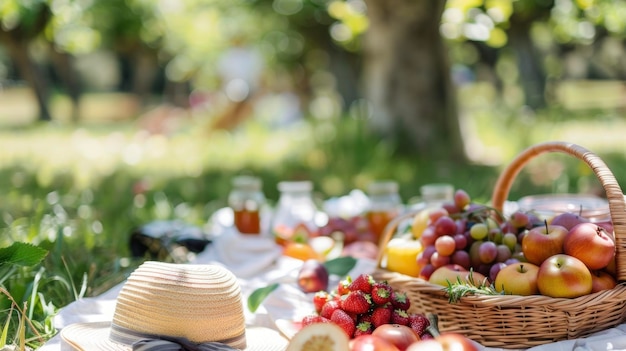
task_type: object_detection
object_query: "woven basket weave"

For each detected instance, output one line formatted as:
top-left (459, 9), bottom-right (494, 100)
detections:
top-left (373, 141), bottom-right (626, 349)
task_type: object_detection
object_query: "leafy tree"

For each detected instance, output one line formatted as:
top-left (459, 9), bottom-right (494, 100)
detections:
top-left (0, 0), bottom-right (53, 121)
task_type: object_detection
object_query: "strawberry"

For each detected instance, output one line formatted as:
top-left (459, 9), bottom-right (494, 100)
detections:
top-left (341, 290), bottom-right (371, 314)
top-left (354, 321), bottom-right (374, 337)
top-left (391, 290), bottom-right (410, 311)
top-left (371, 282), bottom-right (392, 305)
top-left (408, 313), bottom-right (430, 336)
top-left (337, 276), bottom-right (352, 296)
top-left (392, 309), bottom-right (410, 326)
top-left (349, 273), bottom-right (374, 293)
top-left (370, 305), bottom-right (392, 328)
top-left (301, 315), bottom-right (331, 327)
top-left (313, 290), bottom-right (330, 314)
top-left (320, 300), bottom-right (341, 319)
top-left (358, 313), bottom-right (373, 325)
top-left (331, 309), bottom-right (356, 338)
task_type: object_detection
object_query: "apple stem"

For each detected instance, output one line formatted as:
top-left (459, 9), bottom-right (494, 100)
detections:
top-left (544, 219), bottom-right (549, 234)
top-left (426, 313), bottom-right (441, 337)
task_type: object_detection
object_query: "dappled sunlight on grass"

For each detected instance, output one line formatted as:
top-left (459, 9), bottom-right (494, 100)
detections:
top-left (0, 121), bottom-right (315, 192)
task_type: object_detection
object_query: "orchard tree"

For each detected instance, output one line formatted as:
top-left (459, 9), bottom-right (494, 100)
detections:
top-left (0, 0), bottom-right (53, 121)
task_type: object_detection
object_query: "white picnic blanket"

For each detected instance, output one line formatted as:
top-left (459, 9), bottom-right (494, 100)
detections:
top-left (40, 228), bottom-right (626, 351)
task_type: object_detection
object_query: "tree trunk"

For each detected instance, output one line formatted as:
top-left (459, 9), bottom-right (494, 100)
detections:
top-left (4, 38), bottom-right (52, 122)
top-left (363, 0), bottom-right (465, 161)
top-left (508, 22), bottom-right (546, 109)
top-left (49, 48), bottom-right (81, 123)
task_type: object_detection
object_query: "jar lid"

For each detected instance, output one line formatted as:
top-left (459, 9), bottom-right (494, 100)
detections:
top-left (367, 181), bottom-right (399, 195)
top-left (517, 193), bottom-right (610, 222)
top-left (232, 175), bottom-right (262, 191)
top-left (420, 183), bottom-right (454, 201)
top-left (277, 180), bottom-right (313, 193)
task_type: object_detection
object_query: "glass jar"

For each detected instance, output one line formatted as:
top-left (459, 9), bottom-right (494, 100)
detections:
top-left (516, 194), bottom-right (611, 223)
top-left (228, 175), bottom-right (265, 235)
top-left (410, 183), bottom-right (454, 211)
top-left (272, 181), bottom-right (318, 245)
top-left (366, 180), bottom-right (403, 245)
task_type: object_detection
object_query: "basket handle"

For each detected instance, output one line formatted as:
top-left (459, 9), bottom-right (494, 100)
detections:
top-left (490, 141), bottom-right (626, 281)
top-left (375, 209), bottom-right (422, 268)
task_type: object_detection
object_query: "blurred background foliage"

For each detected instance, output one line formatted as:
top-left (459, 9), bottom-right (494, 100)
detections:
top-left (0, 0), bottom-right (625, 348)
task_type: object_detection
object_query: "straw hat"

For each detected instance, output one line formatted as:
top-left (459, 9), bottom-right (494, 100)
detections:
top-left (60, 261), bottom-right (288, 351)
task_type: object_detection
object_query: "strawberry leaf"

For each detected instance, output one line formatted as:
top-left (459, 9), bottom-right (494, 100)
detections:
top-left (247, 283), bottom-right (279, 313)
top-left (0, 242), bottom-right (48, 267)
top-left (324, 256), bottom-right (357, 276)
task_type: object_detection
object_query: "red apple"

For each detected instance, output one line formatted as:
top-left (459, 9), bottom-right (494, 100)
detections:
top-left (591, 270), bottom-right (617, 293)
top-left (564, 222), bottom-right (615, 270)
top-left (371, 324), bottom-right (420, 351)
top-left (494, 262), bottom-right (540, 296)
top-left (297, 259), bottom-right (329, 293)
top-left (521, 222), bottom-right (568, 265)
top-left (405, 333), bottom-right (480, 351)
top-left (550, 212), bottom-right (589, 230)
top-left (537, 254), bottom-right (593, 298)
top-left (428, 264), bottom-right (487, 287)
top-left (350, 334), bottom-right (401, 351)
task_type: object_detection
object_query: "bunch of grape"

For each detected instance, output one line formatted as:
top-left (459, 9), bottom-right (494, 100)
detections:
top-left (413, 189), bottom-right (538, 283)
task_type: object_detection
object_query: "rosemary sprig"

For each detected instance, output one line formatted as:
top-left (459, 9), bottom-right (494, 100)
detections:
top-left (444, 271), bottom-right (503, 303)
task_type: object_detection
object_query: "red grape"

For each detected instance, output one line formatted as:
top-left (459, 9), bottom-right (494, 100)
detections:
top-left (453, 233), bottom-right (468, 250)
top-left (451, 250), bottom-right (471, 269)
top-left (435, 235), bottom-right (456, 256)
top-left (434, 216), bottom-right (457, 236)
top-left (478, 241), bottom-right (498, 264)
top-left (430, 251), bottom-right (451, 268)
top-left (454, 189), bottom-right (471, 210)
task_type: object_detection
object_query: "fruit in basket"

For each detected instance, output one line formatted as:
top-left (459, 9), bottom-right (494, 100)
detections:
top-left (411, 210), bottom-right (431, 239)
top-left (287, 322), bottom-right (350, 351)
top-left (550, 212), bottom-right (590, 230)
top-left (493, 262), bottom-right (540, 296)
top-left (428, 264), bottom-right (486, 287)
top-left (521, 221), bottom-right (568, 265)
top-left (563, 222), bottom-right (615, 270)
top-left (371, 324), bottom-right (420, 351)
top-left (591, 270), bottom-right (617, 293)
top-left (537, 254), bottom-right (592, 298)
top-left (297, 259), bottom-right (329, 293)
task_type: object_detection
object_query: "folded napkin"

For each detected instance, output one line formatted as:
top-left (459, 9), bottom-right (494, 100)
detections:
top-left (198, 227), bottom-right (283, 279)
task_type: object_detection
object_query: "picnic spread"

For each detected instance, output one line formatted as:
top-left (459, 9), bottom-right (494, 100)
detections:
top-left (40, 142), bottom-right (626, 351)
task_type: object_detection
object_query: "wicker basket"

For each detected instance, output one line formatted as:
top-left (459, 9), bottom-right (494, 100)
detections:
top-left (373, 141), bottom-right (626, 349)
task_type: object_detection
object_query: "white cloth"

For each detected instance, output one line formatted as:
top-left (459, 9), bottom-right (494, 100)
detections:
top-left (41, 231), bottom-right (626, 351)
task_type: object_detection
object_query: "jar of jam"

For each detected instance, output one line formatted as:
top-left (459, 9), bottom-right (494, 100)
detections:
top-left (229, 175), bottom-right (266, 235)
top-left (366, 180), bottom-right (403, 245)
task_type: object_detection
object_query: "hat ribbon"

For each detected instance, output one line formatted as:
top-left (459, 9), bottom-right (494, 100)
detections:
top-left (110, 323), bottom-right (241, 351)
top-left (132, 337), bottom-right (238, 351)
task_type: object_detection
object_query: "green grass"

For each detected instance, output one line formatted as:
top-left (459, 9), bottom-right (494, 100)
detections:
top-left (1, 92), bottom-right (625, 349)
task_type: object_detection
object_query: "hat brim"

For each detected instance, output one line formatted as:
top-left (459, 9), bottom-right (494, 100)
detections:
top-left (60, 322), bottom-right (288, 351)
